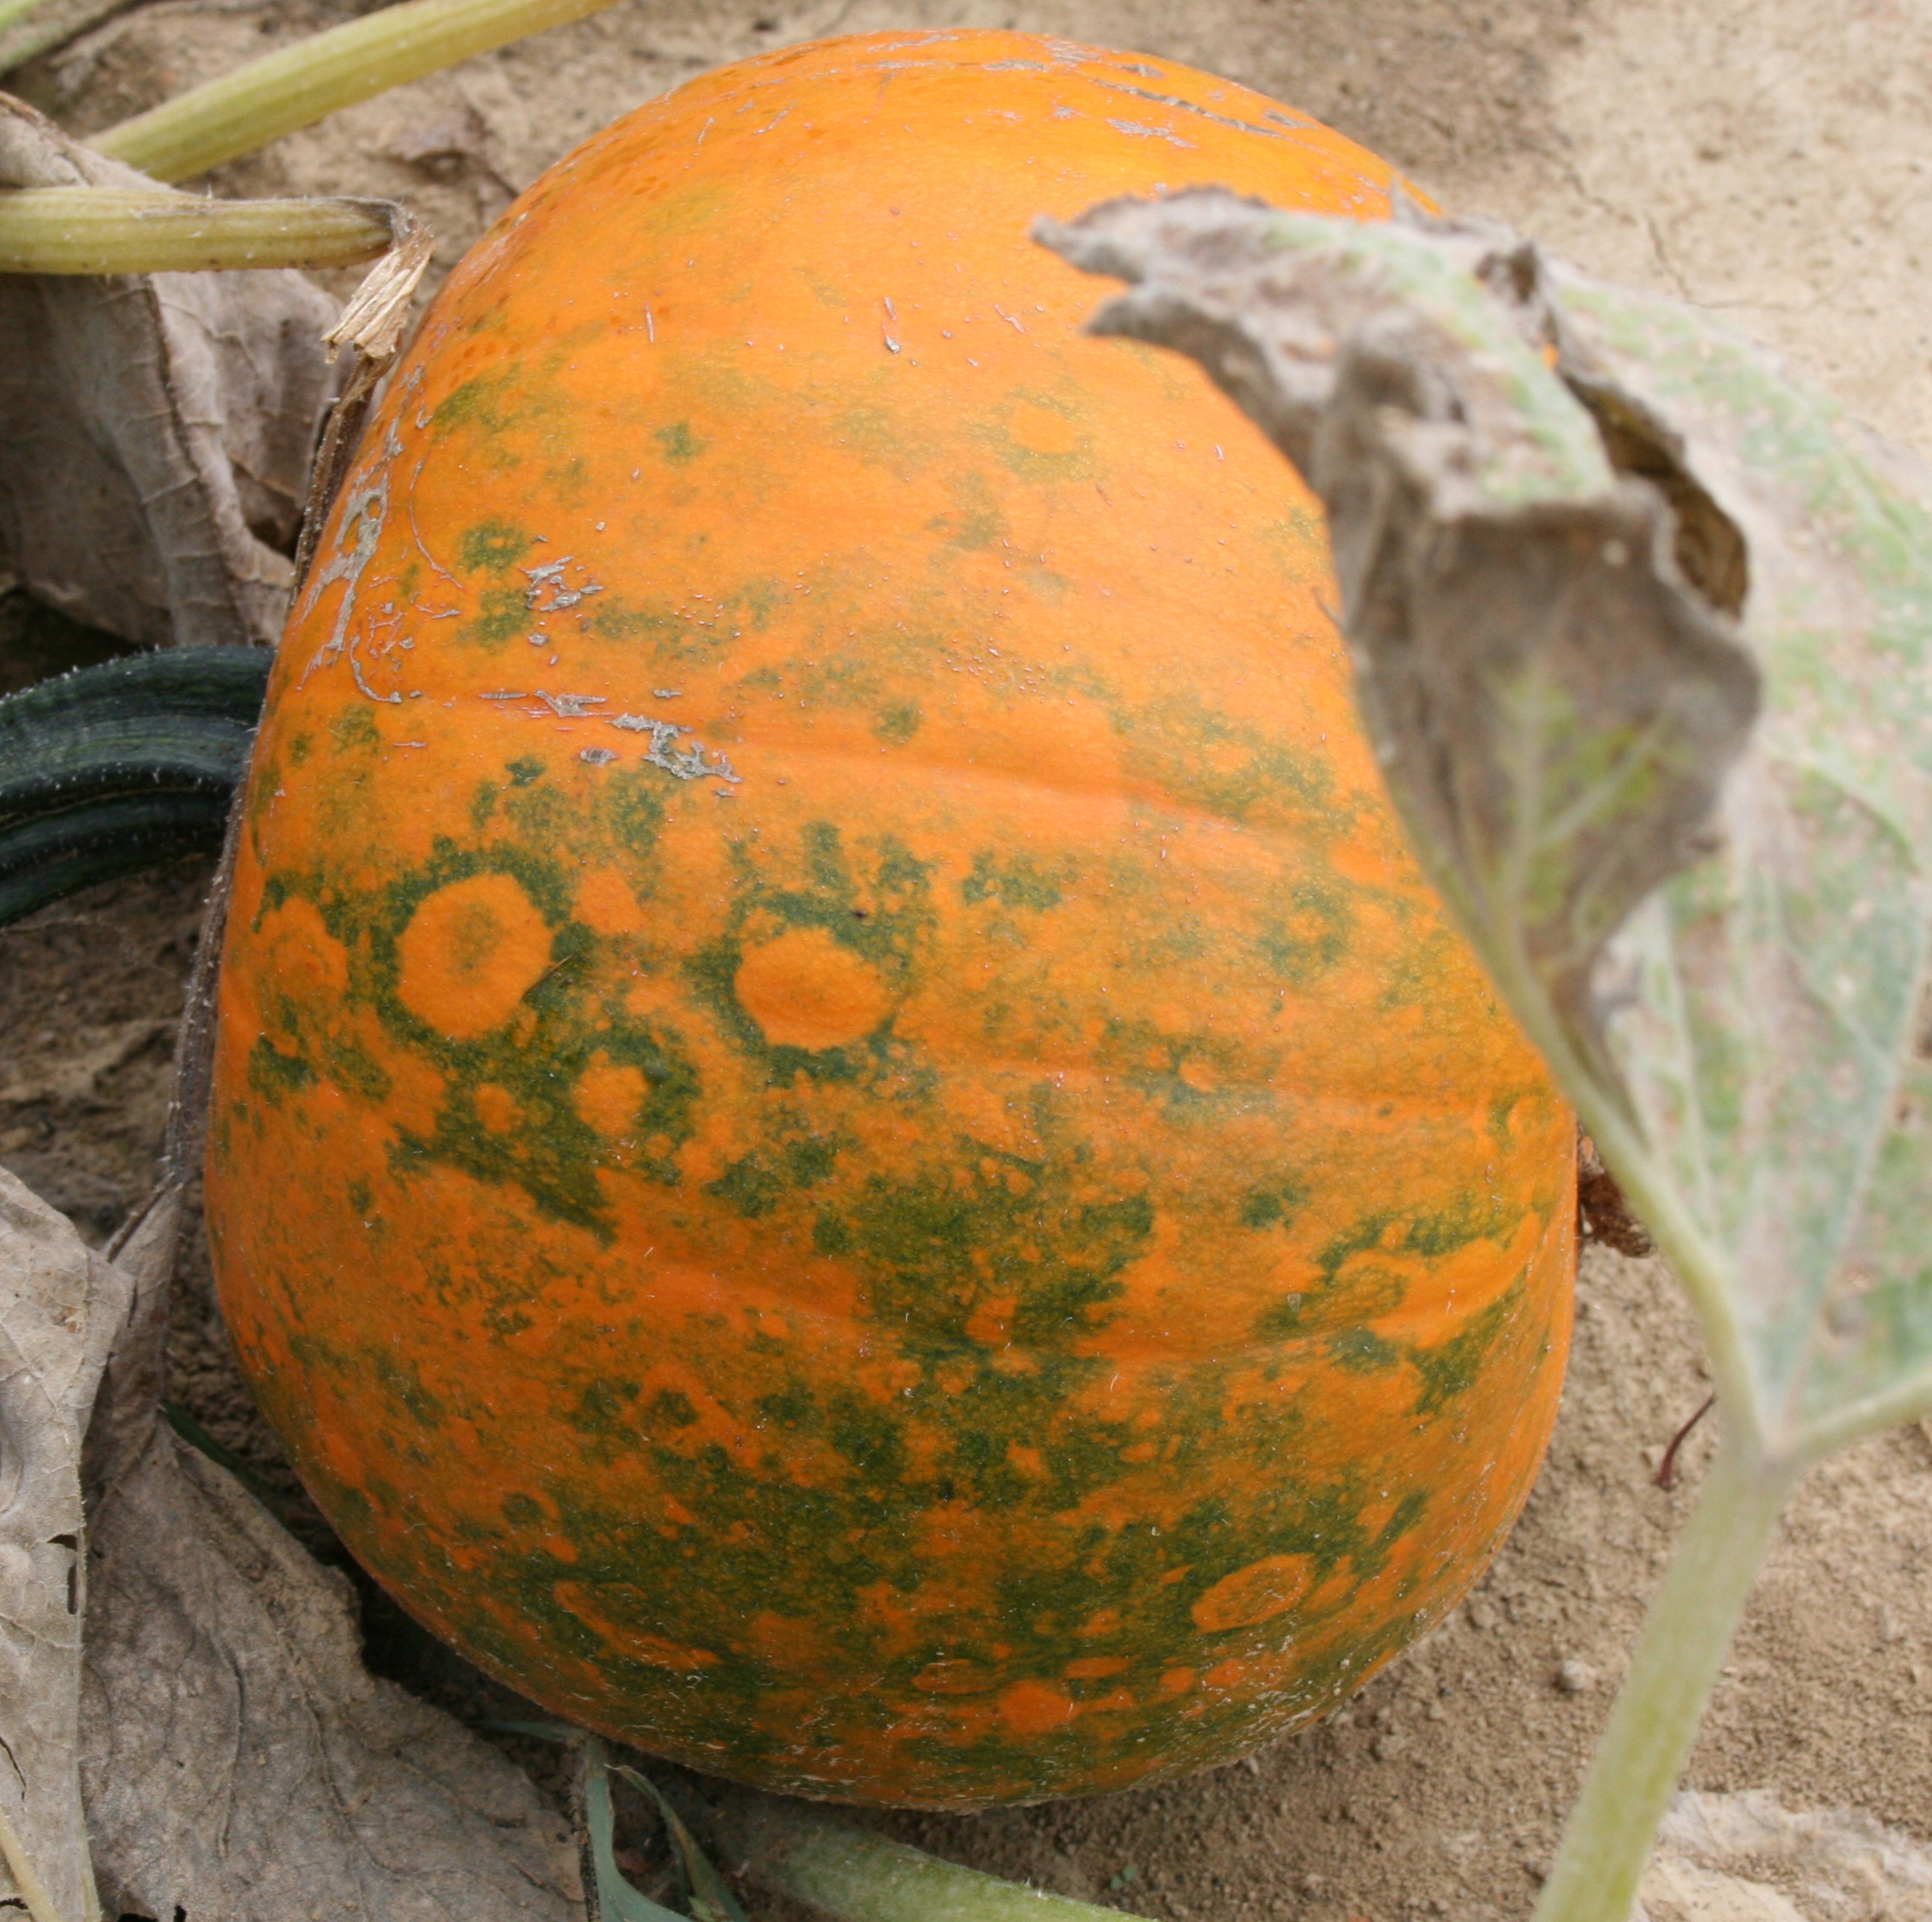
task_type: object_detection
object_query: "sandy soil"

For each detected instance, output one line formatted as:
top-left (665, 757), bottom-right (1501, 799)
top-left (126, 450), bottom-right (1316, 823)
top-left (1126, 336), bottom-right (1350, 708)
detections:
top-left (7, 2), bottom-right (1932, 1917)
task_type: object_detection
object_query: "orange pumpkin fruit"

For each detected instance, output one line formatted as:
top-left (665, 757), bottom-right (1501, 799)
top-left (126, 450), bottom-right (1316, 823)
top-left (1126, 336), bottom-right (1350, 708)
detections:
top-left (206, 29), bottom-right (1575, 1808)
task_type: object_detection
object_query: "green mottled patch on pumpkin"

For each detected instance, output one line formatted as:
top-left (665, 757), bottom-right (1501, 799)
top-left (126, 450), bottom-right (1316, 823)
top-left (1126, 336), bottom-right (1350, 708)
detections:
top-left (320, 1036), bottom-right (391, 1102)
top-left (600, 769), bottom-right (668, 864)
top-left (461, 587), bottom-right (528, 650)
top-left (369, 1348), bottom-right (446, 1430)
top-left (707, 1137), bottom-right (840, 1218)
top-left (831, 1152), bottom-right (1148, 1357)
top-left (247, 1036), bottom-right (314, 1102)
top-left (434, 370), bottom-right (520, 439)
top-left (961, 849), bottom-right (1068, 910)
top-left (1254, 505), bottom-right (1330, 587)
top-left (587, 593), bottom-right (683, 649)
top-left (255, 826), bottom-right (701, 1238)
top-left (926, 470), bottom-right (1006, 552)
top-left (688, 821), bottom-right (935, 1085)
top-left (656, 421), bottom-right (707, 464)
top-left (1411, 1282), bottom-right (1523, 1415)
top-left (1240, 1178), bottom-right (1309, 1231)
top-left (873, 701), bottom-right (922, 745)
top-left (1253, 1209), bottom-right (1398, 1340)
top-left (1089, 1013), bottom-right (1249, 1121)
top-left (460, 518), bottom-right (534, 575)
top-left (1406, 1191), bottom-right (1523, 1258)
top-left (1374, 920), bottom-right (1473, 1015)
top-left (978, 390), bottom-right (1095, 483)
top-left (1110, 690), bottom-right (1334, 829)
top-left (1258, 874), bottom-right (1352, 985)
top-left (1333, 1326), bottom-right (1399, 1374)
top-left (330, 706), bottom-right (381, 755)
top-left (431, 365), bottom-right (569, 470)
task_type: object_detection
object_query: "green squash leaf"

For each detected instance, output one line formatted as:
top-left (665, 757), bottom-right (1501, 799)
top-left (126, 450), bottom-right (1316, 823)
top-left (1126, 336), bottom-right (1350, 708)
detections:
top-left (1041, 191), bottom-right (1932, 1463)
top-left (611, 1767), bottom-right (749, 1922)
top-left (581, 1738), bottom-right (694, 1922)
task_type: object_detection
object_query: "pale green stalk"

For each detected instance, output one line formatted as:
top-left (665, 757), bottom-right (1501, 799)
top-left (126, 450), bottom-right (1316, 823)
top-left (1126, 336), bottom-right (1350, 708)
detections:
top-left (0, 186), bottom-right (392, 271)
top-left (736, 1800), bottom-right (1139, 1922)
top-left (1531, 1431), bottom-right (1800, 1922)
top-left (0, 1796), bottom-right (80, 1922)
top-left (0, 0), bottom-right (131, 79)
top-left (89, 0), bottom-right (623, 182)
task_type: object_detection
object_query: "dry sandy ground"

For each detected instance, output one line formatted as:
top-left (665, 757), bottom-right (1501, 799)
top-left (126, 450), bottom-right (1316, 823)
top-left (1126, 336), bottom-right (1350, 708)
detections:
top-left (7, 1), bottom-right (1932, 1917)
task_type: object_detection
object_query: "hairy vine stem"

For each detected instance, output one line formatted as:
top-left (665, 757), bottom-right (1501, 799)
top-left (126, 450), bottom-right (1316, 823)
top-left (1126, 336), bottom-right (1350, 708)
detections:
top-left (1532, 1431), bottom-right (1801, 1922)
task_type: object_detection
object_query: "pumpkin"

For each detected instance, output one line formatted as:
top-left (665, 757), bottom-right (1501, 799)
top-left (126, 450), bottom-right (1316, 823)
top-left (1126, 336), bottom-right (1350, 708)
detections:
top-left (205, 29), bottom-right (1575, 1809)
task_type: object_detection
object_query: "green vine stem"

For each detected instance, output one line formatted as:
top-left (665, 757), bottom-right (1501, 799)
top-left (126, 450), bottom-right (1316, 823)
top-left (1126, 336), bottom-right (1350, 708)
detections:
top-left (1531, 1430), bottom-right (1801, 1922)
top-left (727, 1798), bottom-right (1139, 1922)
top-left (0, 185), bottom-right (393, 271)
top-left (88, 0), bottom-right (625, 183)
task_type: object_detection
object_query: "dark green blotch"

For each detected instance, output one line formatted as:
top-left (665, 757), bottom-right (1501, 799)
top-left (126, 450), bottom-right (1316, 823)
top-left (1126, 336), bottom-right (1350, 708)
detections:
top-left (1252, 1210), bottom-right (1394, 1340)
top-left (247, 1036), bottom-right (314, 1102)
top-left (927, 471), bottom-right (1005, 552)
top-left (1407, 1191), bottom-right (1519, 1258)
top-left (460, 519), bottom-right (534, 576)
top-left (873, 701), bottom-right (921, 746)
top-left (707, 1139), bottom-right (839, 1219)
top-left (330, 707), bottom-right (380, 755)
top-left (1258, 880), bottom-right (1351, 986)
top-left (689, 821), bottom-right (934, 1085)
top-left (371, 1351), bottom-right (444, 1430)
top-left (603, 768), bottom-right (666, 860)
top-left (656, 421), bottom-right (707, 464)
top-left (961, 850), bottom-right (1065, 912)
top-left (462, 588), bottom-right (528, 650)
top-left (1240, 1179), bottom-right (1308, 1231)
top-left (434, 371), bottom-right (519, 440)
top-left (265, 833), bottom-right (701, 1239)
top-left (1410, 1284), bottom-right (1521, 1415)
top-left (508, 756), bottom-right (545, 787)
top-left (1333, 1326), bottom-right (1399, 1374)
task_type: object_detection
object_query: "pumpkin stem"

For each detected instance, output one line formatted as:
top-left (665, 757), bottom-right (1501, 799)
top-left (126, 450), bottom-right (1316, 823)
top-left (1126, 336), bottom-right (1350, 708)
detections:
top-left (1531, 1428), bottom-right (1799, 1922)
top-left (724, 1794), bottom-right (1148, 1922)
top-left (88, 0), bottom-right (628, 184)
top-left (0, 646), bottom-right (267, 928)
top-left (0, 186), bottom-right (396, 274)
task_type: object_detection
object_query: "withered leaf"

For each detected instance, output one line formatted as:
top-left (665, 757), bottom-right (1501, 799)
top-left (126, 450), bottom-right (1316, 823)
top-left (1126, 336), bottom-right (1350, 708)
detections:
top-left (80, 1419), bottom-right (585, 1922)
top-left (1043, 190), bottom-right (1932, 1459)
top-left (0, 1169), bottom-right (126, 1922)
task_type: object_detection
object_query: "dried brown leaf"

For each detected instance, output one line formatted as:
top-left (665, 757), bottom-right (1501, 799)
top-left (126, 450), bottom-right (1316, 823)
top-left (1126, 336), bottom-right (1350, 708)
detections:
top-left (0, 1168), bottom-right (128, 1922)
top-left (1042, 188), bottom-right (1932, 1456)
top-left (80, 1420), bottom-right (585, 1922)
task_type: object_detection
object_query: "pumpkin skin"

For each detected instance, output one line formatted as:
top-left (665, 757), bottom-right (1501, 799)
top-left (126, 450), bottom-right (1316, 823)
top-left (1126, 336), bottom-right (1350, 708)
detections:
top-left (206, 29), bottom-right (1575, 1810)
